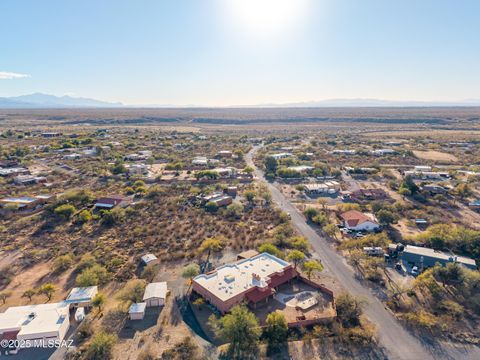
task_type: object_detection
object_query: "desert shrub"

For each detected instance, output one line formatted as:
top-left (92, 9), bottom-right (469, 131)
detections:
top-left (117, 279), bottom-right (146, 304)
top-left (54, 204), bottom-right (76, 219)
top-left (85, 331), bottom-right (117, 360)
top-left (76, 209), bottom-right (93, 224)
top-left (336, 293), bottom-right (363, 327)
top-left (76, 264), bottom-right (109, 287)
top-left (53, 253), bottom-right (74, 272)
top-left (100, 207), bottom-right (126, 226)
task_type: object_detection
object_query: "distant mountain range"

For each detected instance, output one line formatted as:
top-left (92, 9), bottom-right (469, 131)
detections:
top-left (253, 98), bottom-right (480, 108)
top-left (1, 93), bottom-right (480, 108)
top-left (0, 93), bottom-right (123, 108)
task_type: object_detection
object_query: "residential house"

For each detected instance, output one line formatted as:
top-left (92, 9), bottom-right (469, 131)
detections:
top-left (94, 195), bottom-right (130, 209)
top-left (370, 149), bottom-right (396, 156)
top-left (404, 170), bottom-right (450, 180)
top-left (304, 181), bottom-right (340, 196)
top-left (0, 195), bottom-right (55, 212)
top-left (217, 150), bottom-right (233, 158)
top-left (0, 302), bottom-right (70, 354)
top-left (331, 149), bottom-right (356, 155)
top-left (340, 210), bottom-right (380, 232)
top-left (192, 252), bottom-right (297, 314)
top-left (200, 193), bottom-right (233, 207)
top-left (350, 188), bottom-right (388, 202)
top-left (126, 163), bottom-right (149, 175)
top-left (287, 166), bottom-right (314, 174)
top-left (402, 245), bottom-right (476, 270)
top-left (422, 184), bottom-right (448, 195)
top-left (41, 132), bottom-right (62, 138)
top-left (14, 175), bottom-right (47, 186)
top-left (269, 152), bottom-right (293, 160)
top-left (0, 167), bottom-right (29, 177)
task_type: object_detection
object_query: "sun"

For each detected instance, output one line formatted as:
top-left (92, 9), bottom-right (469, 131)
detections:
top-left (224, 0), bottom-right (311, 41)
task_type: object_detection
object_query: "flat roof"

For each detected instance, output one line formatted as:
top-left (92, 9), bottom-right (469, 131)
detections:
top-left (0, 302), bottom-right (68, 336)
top-left (65, 286), bottom-right (98, 303)
top-left (1, 197), bottom-right (36, 204)
top-left (141, 254), bottom-right (158, 263)
top-left (129, 302), bottom-right (146, 314)
top-left (143, 282), bottom-right (167, 300)
top-left (193, 252), bottom-right (290, 302)
top-left (404, 245), bottom-right (476, 267)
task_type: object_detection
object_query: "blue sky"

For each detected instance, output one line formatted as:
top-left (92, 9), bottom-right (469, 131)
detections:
top-left (1, 0), bottom-right (479, 106)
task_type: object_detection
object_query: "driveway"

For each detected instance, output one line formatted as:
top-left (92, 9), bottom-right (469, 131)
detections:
top-left (246, 146), bottom-right (480, 360)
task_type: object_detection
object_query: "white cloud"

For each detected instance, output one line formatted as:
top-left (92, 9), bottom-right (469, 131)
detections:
top-left (0, 71), bottom-right (30, 80)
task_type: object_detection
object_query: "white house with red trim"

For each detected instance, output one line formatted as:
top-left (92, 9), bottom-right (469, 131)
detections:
top-left (340, 210), bottom-right (379, 232)
top-left (192, 252), bottom-right (297, 314)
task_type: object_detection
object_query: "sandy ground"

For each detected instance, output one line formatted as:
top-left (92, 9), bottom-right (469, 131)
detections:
top-left (0, 262), bottom-right (73, 311)
top-left (412, 150), bottom-right (458, 162)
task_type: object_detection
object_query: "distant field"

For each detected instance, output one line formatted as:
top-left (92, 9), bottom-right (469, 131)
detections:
top-left (1, 106), bottom-right (479, 127)
top-left (413, 150), bottom-right (458, 162)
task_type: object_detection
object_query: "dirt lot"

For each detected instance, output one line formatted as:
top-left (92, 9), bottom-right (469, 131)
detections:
top-left (413, 150), bottom-right (458, 162)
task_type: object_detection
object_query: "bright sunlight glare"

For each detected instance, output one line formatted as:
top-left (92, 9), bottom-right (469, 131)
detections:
top-left (223, 0), bottom-right (312, 42)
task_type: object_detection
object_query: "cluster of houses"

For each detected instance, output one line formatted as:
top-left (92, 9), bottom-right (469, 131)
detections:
top-left (0, 162), bottom-right (48, 186)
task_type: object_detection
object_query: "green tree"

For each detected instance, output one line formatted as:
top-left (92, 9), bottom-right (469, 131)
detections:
top-left (287, 250), bottom-right (305, 269)
top-left (225, 202), bottom-right (244, 219)
top-left (199, 237), bottom-right (225, 265)
top-left (264, 156), bottom-right (278, 174)
top-left (22, 289), bottom-right (36, 302)
top-left (205, 201), bottom-right (218, 213)
top-left (54, 204), bottom-right (76, 219)
top-left (77, 209), bottom-right (93, 223)
top-left (264, 311), bottom-right (288, 354)
top-left (244, 190), bottom-right (256, 203)
top-left (336, 292), bottom-right (362, 327)
top-left (117, 279), bottom-right (146, 304)
top-left (111, 162), bottom-right (126, 175)
top-left (100, 207), bottom-right (126, 226)
top-left (86, 331), bottom-right (117, 360)
top-left (53, 253), bottom-right (74, 272)
top-left (376, 209), bottom-right (397, 225)
top-left (304, 207), bottom-right (319, 221)
top-left (76, 265), bottom-right (109, 287)
top-left (323, 223), bottom-right (338, 240)
top-left (258, 243), bottom-right (283, 258)
top-left (289, 236), bottom-right (309, 252)
top-left (209, 305), bottom-right (261, 360)
top-left (37, 283), bottom-right (56, 301)
top-left (0, 291), bottom-right (11, 304)
top-left (302, 259), bottom-right (324, 280)
top-left (433, 263), bottom-right (464, 286)
top-left (182, 263), bottom-right (200, 292)
top-left (243, 166), bottom-right (254, 174)
top-left (92, 293), bottom-right (106, 312)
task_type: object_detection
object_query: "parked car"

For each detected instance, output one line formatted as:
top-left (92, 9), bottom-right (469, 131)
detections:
top-left (411, 266), bottom-right (419, 276)
top-left (395, 262), bottom-right (404, 273)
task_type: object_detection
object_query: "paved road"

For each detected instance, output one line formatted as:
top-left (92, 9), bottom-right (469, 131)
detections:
top-left (247, 146), bottom-right (480, 360)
